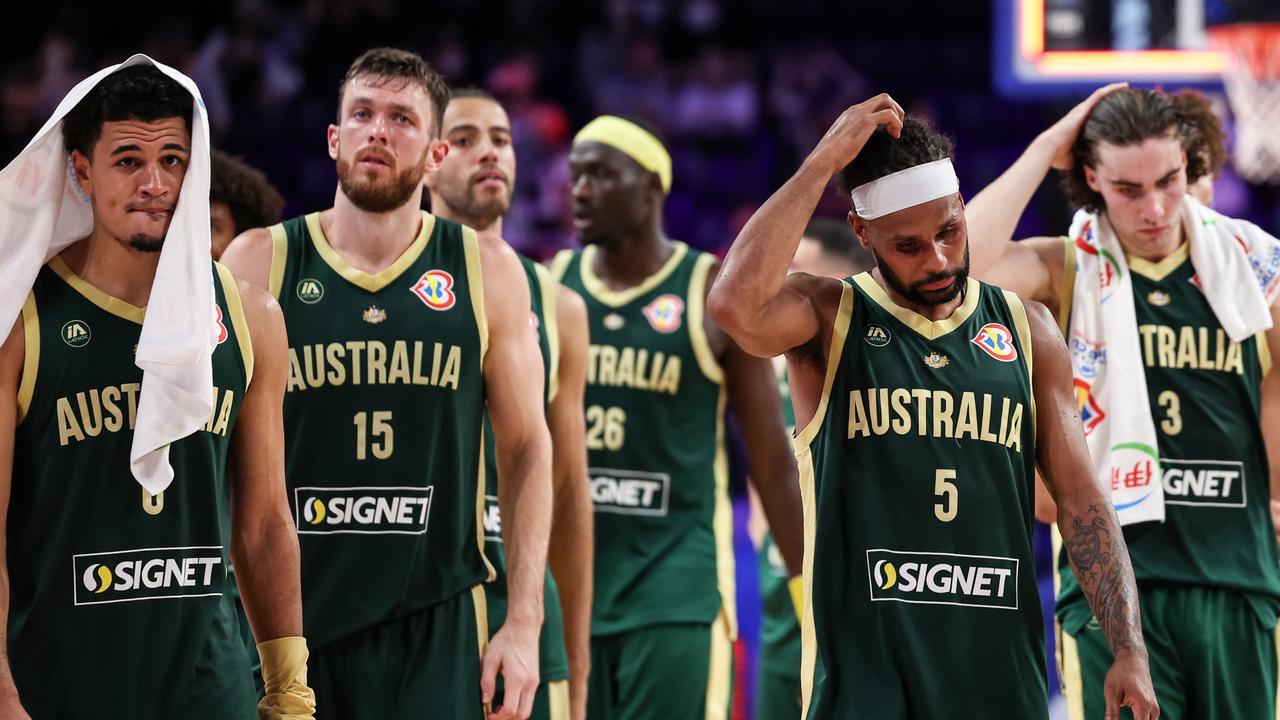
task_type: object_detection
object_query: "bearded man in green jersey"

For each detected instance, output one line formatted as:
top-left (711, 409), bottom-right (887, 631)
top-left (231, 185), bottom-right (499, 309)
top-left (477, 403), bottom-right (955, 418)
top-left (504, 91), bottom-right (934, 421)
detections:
top-left (426, 88), bottom-right (594, 720)
top-left (0, 61), bottom-right (311, 719)
top-left (966, 84), bottom-right (1280, 720)
top-left (708, 93), bottom-right (1157, 719)
top-left (222, 49), bottom-right (552, 720)
top-left (548, 115), bottom-right (805, 720)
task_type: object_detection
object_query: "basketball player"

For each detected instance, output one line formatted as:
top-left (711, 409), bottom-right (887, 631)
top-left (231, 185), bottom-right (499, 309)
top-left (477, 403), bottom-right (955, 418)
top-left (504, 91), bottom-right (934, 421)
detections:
top-left (707, 94), bottom-right (1157, 718)
top-left (550, 115), bottom-right (804, 719)
top-left (749, 217), bottom-right (873, 720)
top-left (209, 149), bottom-right (284, 260)
top-left (0, 64), bottom-right (311, 718)
top-left (966, 85), bottom-right (1280, 719)
top-left (221, 49), bottom-right (552, 720)
top-left (426, 88), bottom-right (593, 720)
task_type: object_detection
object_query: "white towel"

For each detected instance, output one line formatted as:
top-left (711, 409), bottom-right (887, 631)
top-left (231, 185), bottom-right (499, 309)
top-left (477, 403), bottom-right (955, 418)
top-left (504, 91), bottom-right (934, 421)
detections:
top-left (0, 54), bottom-right (215, 496)
top-left (1066, 195), bottom-right (1280, 525)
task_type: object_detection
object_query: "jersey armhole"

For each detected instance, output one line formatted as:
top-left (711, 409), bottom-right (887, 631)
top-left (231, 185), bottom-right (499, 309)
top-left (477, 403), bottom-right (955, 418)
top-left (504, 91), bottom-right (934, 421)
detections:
top-left (793, 280), bottom-right (854, 452)
top-left (1003, 289), bottom-right (1036, 437)
top-left (215, 262), bottom-right (255, 389)
top-left (267, 223), bottom-right (289, 300)
top-left (15, 291), bottom-right (39, 424)
top-left (687, 253), bottom-right (725, 385)
top-left (1057, 235), bottom-right (1075, 336)
top-left (461, 226), bottom-right (489, 361)
top-left (1258, 329), bottom-right (1273, 379)
top-left (535, 263), bottom-right (561, 402)
top-left (547, 249), bottom-right (574, 283)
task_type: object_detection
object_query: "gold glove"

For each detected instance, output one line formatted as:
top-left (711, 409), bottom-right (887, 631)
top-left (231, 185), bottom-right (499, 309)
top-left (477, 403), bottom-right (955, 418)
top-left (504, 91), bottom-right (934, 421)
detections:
top-left (257, 636), bottom-right (316, 719)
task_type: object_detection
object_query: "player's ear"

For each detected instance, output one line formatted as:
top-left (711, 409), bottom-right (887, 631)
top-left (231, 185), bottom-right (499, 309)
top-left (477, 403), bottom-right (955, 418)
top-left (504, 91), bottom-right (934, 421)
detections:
top-left (848, 211), bottom-right (871, 249)
top-left (327, 125), bottom-right (340, 162)
top-left (71, 150), bottom-right (93, 196)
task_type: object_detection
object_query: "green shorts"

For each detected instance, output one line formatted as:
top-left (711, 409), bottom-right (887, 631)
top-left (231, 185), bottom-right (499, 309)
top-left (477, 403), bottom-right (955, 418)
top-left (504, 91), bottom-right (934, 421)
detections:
top-left (587, 616), bottom-right (733, 720)
top-left (1059, 584), bottom-right (1279, 720)
top-left (492, 674), bottom-right (570, 719)
top-left (310, 586), bottom-right (488, 719)
top-left (755, 667), bottom-right (801, 720)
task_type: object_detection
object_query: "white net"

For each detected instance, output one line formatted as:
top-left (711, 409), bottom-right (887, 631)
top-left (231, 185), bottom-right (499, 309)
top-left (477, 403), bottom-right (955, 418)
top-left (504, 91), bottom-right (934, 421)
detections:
top-left (1210, 24), bottom-right (1280, 184)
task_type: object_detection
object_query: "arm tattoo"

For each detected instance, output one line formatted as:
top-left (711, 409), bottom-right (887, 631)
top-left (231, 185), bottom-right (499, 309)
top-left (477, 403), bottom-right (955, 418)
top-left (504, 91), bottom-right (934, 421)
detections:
top-left (1063, 509), bottom-right (1141, 653)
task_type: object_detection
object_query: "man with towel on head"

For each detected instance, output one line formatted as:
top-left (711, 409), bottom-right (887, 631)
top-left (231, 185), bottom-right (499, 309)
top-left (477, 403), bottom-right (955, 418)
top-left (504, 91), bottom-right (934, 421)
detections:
top-left (0, 57), bottom-right (312, 718)
top-left (707, 93), bottom-right (1157, 718)
top-left (967, 84), bottom-right (1280, 719)
top-left (548, 115), bottom-right (804, 719)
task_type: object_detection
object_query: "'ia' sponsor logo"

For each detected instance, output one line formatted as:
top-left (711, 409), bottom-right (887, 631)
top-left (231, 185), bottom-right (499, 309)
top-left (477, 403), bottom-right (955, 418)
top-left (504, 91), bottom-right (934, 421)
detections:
top-left (866, 549), bottom-right (1019, 610)
top-left (590, 468), bottom-right (670, 516)
top-left (864, 324), bottom-right (891, 347)
top-left (1162, 459), bottom-right (1246, 508)
top-left (62, 320), bottom-right (91, 348)
top-left (296, 278), bottom-right (325, 304)
top-left (73, 546), bottom-right (224, 606)
top-left (296, 486), bottom-right (434, 535)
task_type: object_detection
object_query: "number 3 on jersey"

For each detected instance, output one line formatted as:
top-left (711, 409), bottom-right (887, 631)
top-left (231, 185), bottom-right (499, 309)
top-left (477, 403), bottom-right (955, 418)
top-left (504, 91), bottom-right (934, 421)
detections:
top-left (586, 405), bottom-right (626, 451)
top-left (354, 411), bottom-right (394, 460)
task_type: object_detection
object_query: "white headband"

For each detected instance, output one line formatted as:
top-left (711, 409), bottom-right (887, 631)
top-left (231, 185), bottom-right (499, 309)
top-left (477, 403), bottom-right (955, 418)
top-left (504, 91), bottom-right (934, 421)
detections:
top-left (850, 158), bottom-right (959, 220)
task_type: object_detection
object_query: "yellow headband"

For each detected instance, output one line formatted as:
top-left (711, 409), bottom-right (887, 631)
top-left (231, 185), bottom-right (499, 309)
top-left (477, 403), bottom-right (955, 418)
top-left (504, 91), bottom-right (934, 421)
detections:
top-left (573, 116), bottom-right (672, 193)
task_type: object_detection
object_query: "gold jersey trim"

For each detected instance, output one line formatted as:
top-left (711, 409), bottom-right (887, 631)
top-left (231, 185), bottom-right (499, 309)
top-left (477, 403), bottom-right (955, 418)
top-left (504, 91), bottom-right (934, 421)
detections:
top-left (1127, 241), bottom-right (1189, 283)
top-left (461, 225), bottom-right (489, 362)
top-left (577, 242), bottom-right (689, 308)
top-left (688, 252), bottom-right (725, 385)
top-left (16, 292), bottom-right (38, 424)
top-left (1003, 289), bottom-right (1036, 436)
top-left (1058, 235), bottom-right (1076, 336)
top-left (534, 262), bottom-right (561, 402)
top-left (704, 610), bottom-right (733, 720)
top-left (797, 447), bottom-right (820, 720)
top-left (470, 583), bottom-right (490, 661)
top-left (48, 255), bottom-right (146, 324)
top-left (476, 421), bottom-right (496, 583)
top-left (546, 680), bottom-right (570, 720)
top-left (794, 280), bottom-right (854, 451)
top-left (268, 222), bottom-right (289, 299)
top-left (304, 211), bottom-right (436, 293)
top-left (548, 249), bottom-right (574, 283)
top-left (215, 262), bottom-right (254, 389)
top-left (852, 272), bottom-right (980, 341)
top-left (1258, 329), bottom-right (1272, 379)
top-left (1060, 618), bottom-right (1086, 720)
top-left (712, 386), bottom-right (736, 639)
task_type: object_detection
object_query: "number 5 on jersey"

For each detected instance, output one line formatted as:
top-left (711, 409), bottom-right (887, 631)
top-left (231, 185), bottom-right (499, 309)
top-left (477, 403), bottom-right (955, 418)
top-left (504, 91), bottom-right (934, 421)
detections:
top-left (934, 469), bottom-right (958, 522)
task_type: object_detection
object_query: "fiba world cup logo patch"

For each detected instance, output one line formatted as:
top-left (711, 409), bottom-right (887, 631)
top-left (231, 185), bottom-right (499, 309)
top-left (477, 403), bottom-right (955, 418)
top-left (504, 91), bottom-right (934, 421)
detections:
top-left (642, 294), bottom-right (684, 334)
top-left (213, 305), bottom-right (228, 345)
top-left (971, 323), bottom-right (1017, 362)
top-left (411, 270), bottom-right (456, 311)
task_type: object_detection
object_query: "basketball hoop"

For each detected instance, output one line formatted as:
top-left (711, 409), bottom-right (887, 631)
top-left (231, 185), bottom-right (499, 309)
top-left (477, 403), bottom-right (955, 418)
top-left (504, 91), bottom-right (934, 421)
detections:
top-left (1207, 23), bottom-right (1280, 184)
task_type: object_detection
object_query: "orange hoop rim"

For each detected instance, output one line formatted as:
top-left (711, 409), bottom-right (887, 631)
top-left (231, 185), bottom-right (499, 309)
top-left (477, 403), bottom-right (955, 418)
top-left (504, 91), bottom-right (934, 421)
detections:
top-left (1207, 23), bottom-right (1280, 79)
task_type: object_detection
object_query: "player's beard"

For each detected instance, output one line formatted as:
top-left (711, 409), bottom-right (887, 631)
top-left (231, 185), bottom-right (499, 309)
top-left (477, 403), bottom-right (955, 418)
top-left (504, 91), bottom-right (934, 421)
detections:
top-left (435, 175), bottom-right (510, 231)
top-left (874, 243), bottom-right (970, 307)
top-left (337, 148), bottom-right (429, 213)
top-left (127, 234), bottom-right (164, 253)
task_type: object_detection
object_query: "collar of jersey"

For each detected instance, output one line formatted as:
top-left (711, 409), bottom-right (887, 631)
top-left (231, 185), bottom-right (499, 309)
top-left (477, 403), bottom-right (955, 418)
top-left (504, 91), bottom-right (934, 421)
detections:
top-left (853, 272), bottom-right (980, 341)
top-left (1127, 241), bottom-right (1189, 283)
top-left (578, 241), bottom-right (688, 308)
top-left (48, 254), bottom-right (147, 324)
top-left (306, 211), bottom-right (436, 293)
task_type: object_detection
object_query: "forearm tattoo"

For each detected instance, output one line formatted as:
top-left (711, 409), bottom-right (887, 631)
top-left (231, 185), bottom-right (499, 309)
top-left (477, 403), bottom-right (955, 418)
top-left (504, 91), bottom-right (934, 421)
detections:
top-left (1063, 505), bottom-right (1140, 653)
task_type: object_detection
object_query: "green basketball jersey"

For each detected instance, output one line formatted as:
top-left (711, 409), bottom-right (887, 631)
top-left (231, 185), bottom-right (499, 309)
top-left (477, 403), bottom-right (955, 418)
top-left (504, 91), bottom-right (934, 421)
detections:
top-left (269, 211), bottom-right (489, 648)
top-left (796, 274), bottom-right (1046, 719)
top-left (482, 256), bottom-right (569, 682)
top-left (759, 362), bottom-right (800, 677)
top-left (1055, 241), bottom-right (1280, 632)
top-left (551, 242), bottom-right (734, 637)
top-left (10, 258), bottom-right (255, 718)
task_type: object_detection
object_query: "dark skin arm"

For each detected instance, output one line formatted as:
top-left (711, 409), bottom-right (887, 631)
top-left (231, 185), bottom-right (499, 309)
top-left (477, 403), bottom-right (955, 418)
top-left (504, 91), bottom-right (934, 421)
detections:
top-left (1027, 299), bottom-right (1158, 720)
top-left (228, 282), bottom-right (304, 645)
top-left (546, 286), bottom-right (592, 720)
top-left (0, 317), bottom-right (32, 720)
top-left (705, 261), bottom-right (803, 577)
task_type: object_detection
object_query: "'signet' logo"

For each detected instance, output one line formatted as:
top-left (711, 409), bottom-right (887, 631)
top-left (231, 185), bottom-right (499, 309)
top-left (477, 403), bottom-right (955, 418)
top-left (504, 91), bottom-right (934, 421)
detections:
top-left (866, 549), bottom-right (1019, 610)
top-left (295, 486), bottom-right (433, 535)
top-left (590, 468), bottom-right (670, 516)
top-left (1162, 459), bottom-right (1246, 508)
top-left (72, 546), bottom-right (225, 606)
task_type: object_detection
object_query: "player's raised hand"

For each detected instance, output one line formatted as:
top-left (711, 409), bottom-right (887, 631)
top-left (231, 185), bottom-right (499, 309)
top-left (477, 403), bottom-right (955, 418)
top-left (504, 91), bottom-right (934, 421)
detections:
top-left (1103, 648), bottom-right (1160, 720)
top-left (482, 619), bottom-right (540, 720)
top-left (804, 94), bottom-right (905, 177)
top-left (1041, 82), bottom-right (1128, 170)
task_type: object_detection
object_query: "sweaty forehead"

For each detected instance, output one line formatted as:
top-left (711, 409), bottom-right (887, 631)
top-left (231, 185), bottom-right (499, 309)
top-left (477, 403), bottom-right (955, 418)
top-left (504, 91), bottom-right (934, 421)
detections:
top-left (443, 98), bottom-right (510, 134)
top-left (96, 118), bottom-right (191, 150)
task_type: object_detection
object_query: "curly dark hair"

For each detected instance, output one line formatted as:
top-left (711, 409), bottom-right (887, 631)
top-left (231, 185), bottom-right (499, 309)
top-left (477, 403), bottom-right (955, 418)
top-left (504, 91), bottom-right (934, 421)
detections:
top-left (1062, 88), bottom-right (1225, 212)
top-left (836, 116), bottom-right (955, 199)
top-left (62, 64), bottom-right (192, 158)
top-left (339, 47), bottom-right (451, 137)
top-left (210, 150), bottom-right (285, 235)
